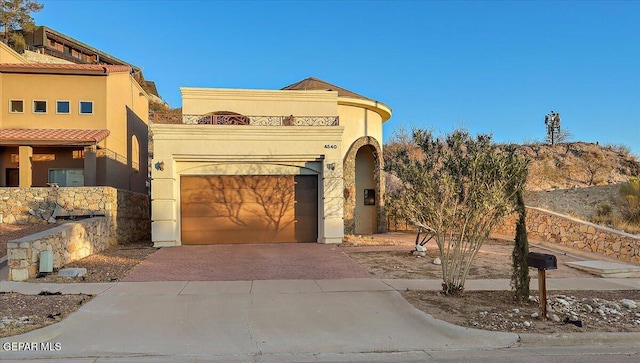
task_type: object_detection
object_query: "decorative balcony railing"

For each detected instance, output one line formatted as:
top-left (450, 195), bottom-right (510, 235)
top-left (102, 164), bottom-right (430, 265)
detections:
top-left (150, 113), bottom-right (339, 126)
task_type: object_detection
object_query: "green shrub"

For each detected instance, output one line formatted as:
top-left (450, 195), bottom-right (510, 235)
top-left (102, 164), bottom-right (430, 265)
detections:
top-left (618, 178), bottom-right (640, 223)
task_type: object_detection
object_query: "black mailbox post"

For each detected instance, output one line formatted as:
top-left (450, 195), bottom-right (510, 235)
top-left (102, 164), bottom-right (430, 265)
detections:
top-left (527, 252), bottom-right (557, 270)
top-left (527, 252), bottom-right (557, 321)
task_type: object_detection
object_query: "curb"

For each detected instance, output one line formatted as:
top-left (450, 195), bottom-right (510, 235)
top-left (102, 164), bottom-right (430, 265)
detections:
top-left (518, 331), bottom-right (640, 347)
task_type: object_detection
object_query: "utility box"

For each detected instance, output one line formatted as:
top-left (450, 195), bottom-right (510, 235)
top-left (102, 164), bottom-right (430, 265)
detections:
top-left (527, 252), bottom-right (557, 270)
top-left (39, 251), bottom-right (54, 273)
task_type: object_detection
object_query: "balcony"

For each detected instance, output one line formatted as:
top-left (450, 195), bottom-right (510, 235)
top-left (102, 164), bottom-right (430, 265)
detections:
top-left (150, 112), bottom-right (339, 126)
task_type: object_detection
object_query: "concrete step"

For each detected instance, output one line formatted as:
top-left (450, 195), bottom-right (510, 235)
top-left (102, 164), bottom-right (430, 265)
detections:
top-left (566, 260), bottom-right (640, 278)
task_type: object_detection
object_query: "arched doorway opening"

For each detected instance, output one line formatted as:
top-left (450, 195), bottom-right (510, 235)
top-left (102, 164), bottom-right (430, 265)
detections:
top-left (343, 136), bottom-right (385, 235)
top-left (354, 146), bottom-right (376, 234)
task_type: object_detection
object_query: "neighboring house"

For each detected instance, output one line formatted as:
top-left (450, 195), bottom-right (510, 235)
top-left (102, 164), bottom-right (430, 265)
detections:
top-left (21, 26), bottom-right (158, 98)
top-left (0, 44), bottom-right (150, 193)
top-left (150, 77), bottom-right (391, 246)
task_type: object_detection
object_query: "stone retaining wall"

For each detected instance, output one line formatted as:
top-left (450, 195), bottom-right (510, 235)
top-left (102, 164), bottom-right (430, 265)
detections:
top-left (7, 217), bottom-right (114, 281)
top-left (493, 206), bottom-right (640, 265)
top-left (0, 187), bottom-right (150, 244)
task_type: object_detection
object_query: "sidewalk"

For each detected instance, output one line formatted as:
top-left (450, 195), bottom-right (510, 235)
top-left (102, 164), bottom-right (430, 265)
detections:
top-left (2, 277), bottom-right (640, 295)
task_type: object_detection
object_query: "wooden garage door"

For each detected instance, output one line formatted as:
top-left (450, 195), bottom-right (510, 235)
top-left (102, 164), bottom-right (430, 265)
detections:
top-left (180, 175), bottom-right (318, 244)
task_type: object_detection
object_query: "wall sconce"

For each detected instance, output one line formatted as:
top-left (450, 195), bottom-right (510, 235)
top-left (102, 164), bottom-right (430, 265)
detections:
top-left (154, 161), bottom-right (165, 171)
top-left (326, 163), bottom-right (336, 170)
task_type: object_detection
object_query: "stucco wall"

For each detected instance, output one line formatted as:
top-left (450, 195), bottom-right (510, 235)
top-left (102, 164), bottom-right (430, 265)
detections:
top-left (151, 124), bottom-right (345, 246)
top-left (181, 88), bottom-right (338, 116)
top-left (338, 104), bottom-right (384, 160)
top-left (7, 217), bottom-right (113, 281)
top-left (1, 73), bottom-right (108, 129)
top-left (493, 206), bottom-right (640, 265)
top-left (0, 187), bottom-right (150, 244)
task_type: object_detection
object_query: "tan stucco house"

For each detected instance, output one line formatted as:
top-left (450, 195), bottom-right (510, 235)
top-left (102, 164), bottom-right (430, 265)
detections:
top-left (151, 77), bottom-right (391, 246)
top-left (0, 43), bottom-right (150, 193)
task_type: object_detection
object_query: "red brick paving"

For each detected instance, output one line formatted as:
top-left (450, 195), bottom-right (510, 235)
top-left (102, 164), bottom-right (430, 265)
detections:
top-left (123, 243), bottom-right (372, 281)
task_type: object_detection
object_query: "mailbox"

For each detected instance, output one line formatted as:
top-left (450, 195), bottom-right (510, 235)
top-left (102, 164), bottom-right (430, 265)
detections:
top-left (527, 252), bottom-right (557, 270)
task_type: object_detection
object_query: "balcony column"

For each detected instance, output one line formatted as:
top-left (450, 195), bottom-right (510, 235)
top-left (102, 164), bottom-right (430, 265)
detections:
top-left (18, 145), bottom-right (33, 188)
top-left (84, 145), bottom-right (97, 186)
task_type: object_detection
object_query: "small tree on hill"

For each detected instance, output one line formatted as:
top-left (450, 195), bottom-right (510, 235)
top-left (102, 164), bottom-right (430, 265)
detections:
top-left (386, 129), bottom-right (528, 295)
top-left (0, 0), bottom-right (43, 50)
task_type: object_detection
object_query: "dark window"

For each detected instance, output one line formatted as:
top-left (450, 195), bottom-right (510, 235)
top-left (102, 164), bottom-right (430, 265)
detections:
top-left (10, 100), bottom-right (23, 113)
top-left (79, 101), bottom-right (93, 114)
top-left (364, 189), bottom-right (376, 205)
top-left (57, 101), bottom-right (70, 114)
top-left (33, 100), bottom-right (47, 113)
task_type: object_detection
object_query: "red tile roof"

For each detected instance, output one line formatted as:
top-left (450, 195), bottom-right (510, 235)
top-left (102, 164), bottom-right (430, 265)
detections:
top-left (0, 63), bottom-right (132, 75)
top-left (0, 129), bottom-right (110, 146)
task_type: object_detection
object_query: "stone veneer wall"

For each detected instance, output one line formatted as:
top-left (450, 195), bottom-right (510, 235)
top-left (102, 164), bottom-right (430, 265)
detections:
top-left (0, 187), bottom-right (150, 244)
top-left (343, 136), bottom-right (386, 234)
top-left (493, 206), bottom-right (640, 265)
top-left (7, 217), bottom-right (113, 281)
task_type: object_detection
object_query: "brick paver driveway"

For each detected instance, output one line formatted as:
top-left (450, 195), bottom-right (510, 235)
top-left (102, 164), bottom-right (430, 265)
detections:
top-left (123, 243), bottom-right (371, 281)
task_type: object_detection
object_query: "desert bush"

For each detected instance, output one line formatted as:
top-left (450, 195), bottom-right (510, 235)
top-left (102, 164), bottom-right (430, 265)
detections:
top-left (386, 128), bottom-right (527, 295)
top-left (617, 178), bottom-right (640, 223)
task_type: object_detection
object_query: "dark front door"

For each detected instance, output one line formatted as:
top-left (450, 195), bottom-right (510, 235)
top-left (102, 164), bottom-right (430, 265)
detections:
top-left (6, 168), bottom-right (19, 187)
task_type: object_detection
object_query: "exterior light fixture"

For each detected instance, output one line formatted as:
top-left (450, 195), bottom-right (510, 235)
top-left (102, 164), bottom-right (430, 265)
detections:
top-left (326, 163), bottom-right (336, 170)
top-left (155, 161), bottom-right (165, 171)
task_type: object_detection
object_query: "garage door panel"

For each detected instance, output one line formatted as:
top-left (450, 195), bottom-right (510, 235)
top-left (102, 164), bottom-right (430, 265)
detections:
top-left (181, 175), bottom-right (318, 244)
top-left (182, 230), bottom-right (298, 244)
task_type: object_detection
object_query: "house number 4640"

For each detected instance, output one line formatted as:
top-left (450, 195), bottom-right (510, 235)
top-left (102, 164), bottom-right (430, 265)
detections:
top-left (324, 144), bottom-right (337, 149)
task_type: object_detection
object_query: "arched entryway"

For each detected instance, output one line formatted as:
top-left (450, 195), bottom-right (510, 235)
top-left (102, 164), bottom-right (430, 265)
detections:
top-left (343, 136), bottom-right (385, 235)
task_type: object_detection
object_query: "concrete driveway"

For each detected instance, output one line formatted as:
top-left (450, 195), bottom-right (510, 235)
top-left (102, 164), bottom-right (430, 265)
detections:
top-left (0, 279), bottom-right (519, 362)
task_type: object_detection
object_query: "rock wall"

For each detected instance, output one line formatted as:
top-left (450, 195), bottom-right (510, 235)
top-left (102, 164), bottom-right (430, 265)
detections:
top-left (7, 217), bottom-right (113, 281)
top-left (0, 187), bottom-right (150, 244)
top-left (494, 206), bottom-right (640, 265)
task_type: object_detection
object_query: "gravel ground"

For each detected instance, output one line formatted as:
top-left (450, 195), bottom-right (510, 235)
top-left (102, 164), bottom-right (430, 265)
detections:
top-left (403, 290), bottom-right (640, 334)
top-left (0, 293), bottom-right (92, 338)
top-left (27, 242), bottom-right (157, 283)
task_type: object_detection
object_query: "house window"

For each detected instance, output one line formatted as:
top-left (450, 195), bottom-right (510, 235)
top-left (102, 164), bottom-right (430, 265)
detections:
top-left (49, 169), bottom-right (84, 187)
top-left (33, 100), bottom-right (47, 113)
top-left (56, 101), bottom-right (70, 114)
top-left (79, 101), bottom-right (93, 114)
top-left (364, 189), bottom-right (376, 205)
top-left (9, 100), bottom-right (24, 113)
top-left (72, 150), bottom-right (85, 159)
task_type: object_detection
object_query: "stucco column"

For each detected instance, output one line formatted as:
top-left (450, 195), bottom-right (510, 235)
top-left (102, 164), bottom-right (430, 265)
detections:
top-left (322, 159), bottom-right (344, 244)
top-left (18, 145), bottom-right (33, 188)
top-left (84, 145), bottom-right (97, 186)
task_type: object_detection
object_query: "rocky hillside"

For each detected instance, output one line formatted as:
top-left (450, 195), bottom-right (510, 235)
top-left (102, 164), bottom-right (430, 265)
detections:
top-left (520, 142), bottom-right (639, 191)
top-left (518, 142), bottom-right (639, 234)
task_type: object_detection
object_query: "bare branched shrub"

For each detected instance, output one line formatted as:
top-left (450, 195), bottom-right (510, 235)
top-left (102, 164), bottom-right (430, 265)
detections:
top-left (386, 129), bottom-right (528, 295)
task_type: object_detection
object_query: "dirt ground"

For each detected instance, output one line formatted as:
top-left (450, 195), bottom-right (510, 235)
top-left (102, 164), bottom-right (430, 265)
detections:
top-left (403, 290), bottom-right (640, 334)
top-left (0, 224), bottom-right (59, 258)
top-left (27, 242), bottom-right (157, 283)
top-left (0, 293), bottom-right (92, 338)
top-left (343, 233), bottom-right (595, 279)
top-left (344, 232), bottom-right (640, 333)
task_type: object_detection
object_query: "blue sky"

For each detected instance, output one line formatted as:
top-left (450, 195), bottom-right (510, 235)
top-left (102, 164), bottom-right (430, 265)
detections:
top-left (34, 1), bottom-right (639, 155)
